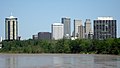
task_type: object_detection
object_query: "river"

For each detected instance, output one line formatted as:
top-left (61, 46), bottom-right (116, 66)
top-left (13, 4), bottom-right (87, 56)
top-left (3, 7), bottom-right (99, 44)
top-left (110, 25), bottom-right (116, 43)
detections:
top-left (0, 54), bottom-right (120, 68)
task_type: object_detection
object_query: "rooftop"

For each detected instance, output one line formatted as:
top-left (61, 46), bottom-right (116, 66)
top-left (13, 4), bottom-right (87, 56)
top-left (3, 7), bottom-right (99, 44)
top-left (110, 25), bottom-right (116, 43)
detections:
top-left (52, 23), bottom-right (63, 25)
top-left (97, 17), bottom-right (113, 20)
top-left (6, 15), bottom-right (17, 19)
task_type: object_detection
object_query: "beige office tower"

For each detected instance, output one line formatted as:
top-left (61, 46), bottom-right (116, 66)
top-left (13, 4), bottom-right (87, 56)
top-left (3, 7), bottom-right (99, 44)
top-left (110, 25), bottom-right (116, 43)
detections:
top-left (5, 15), bottom-right (18, 40)
top-left (84, 19), bottom-right (92, 39)
top-left (73, 19), bottom-right (82, 38)
top-left (78, 25), bottom-right (85, 39)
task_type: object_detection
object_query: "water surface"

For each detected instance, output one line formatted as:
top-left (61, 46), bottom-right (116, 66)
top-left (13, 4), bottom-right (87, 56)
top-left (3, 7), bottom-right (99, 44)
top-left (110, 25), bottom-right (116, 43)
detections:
top-left (0, 54), bottom-right (120, 68)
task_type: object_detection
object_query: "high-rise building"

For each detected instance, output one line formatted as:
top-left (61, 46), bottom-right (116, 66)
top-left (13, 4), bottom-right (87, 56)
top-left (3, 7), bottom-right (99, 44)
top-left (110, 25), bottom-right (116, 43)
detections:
top-left (61, 17), bottom-right (71, 39)
top-left (74, 19), bottom-right (82, 37)
top-left (51, 23), bottom-right (64, 40)
top-left (85, 19), bottom-right (92, 39)
top-left (94, 17), bottom-right (117, 40)
top-left (38, 32), bottom-right (51, 40)
top-left (78, 25), bottom-right (85, 39)
top-left (5, 15), bottom-right (18, 40)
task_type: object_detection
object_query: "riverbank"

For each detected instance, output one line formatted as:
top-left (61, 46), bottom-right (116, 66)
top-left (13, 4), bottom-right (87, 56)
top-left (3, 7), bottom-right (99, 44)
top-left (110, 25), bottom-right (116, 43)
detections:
top-left (0, 53), bottom-right (120, 57)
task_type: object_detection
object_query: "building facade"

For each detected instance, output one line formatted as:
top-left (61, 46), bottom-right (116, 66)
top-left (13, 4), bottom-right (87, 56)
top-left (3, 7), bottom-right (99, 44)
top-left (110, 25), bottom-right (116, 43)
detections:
top-left (51, 23), bottom-right (64, 40)
top-left (61, 17), bottom-right (71, 39)
top-left (32, 35), bottom-right (38, 40)
top-left (94, 17), bottom-right (117, 40)
top-left (85, 19), bottom-right (92, 39)
top-left (78, 25), bottom-right (85, 39)
top-left (38, 32), bottom-right (51, 40)
top-left (74, 19), bottom-right (82, 37)
top-left (5, 15), bottom-right (18, 40)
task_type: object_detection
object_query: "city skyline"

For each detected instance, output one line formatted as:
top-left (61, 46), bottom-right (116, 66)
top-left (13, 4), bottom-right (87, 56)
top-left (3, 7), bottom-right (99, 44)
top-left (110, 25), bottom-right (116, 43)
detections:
top-left (0, 0), bottom-right (120, 39)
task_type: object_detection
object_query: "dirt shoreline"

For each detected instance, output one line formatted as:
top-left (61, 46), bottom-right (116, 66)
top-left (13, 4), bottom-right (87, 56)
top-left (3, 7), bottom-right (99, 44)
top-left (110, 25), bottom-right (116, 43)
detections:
top-left (0, 53), bottom-right (119, 57)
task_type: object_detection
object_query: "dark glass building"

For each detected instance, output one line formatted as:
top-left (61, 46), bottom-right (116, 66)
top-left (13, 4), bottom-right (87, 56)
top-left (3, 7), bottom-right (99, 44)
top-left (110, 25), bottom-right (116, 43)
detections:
top-left (38, 32), bottom-right (51, 40)
top-left (94, 17), bottom-right (117, 40)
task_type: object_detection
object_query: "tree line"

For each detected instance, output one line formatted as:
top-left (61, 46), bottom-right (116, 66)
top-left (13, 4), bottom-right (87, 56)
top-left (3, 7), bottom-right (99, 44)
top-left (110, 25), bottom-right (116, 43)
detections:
top-left (0, 38), bottom-right (120, 55)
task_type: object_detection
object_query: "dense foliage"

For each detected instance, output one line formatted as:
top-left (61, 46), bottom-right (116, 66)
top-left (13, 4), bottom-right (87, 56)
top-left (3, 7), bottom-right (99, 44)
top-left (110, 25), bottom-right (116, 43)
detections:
top-left (0, 38), bottom-right (120, 55)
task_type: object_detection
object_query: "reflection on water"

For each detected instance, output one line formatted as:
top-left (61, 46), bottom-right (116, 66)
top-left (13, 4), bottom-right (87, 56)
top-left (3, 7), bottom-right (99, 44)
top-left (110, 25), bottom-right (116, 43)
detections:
top-left (0, 54), bottom-right (120, 68)
top-left (6, 56), bottom-right (17, 68)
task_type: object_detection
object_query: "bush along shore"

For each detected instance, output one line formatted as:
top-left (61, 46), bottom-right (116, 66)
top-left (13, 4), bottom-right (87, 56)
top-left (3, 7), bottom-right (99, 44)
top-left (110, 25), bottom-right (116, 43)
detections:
top-left (0, 38), bottom-right (120, 55)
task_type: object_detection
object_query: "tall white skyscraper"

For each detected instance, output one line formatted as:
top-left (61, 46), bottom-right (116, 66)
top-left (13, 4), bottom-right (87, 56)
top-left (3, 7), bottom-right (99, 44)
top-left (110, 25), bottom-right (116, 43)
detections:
top-left (74, 19), bottom-right (82, 37)
top-left (51, 23), bottom-right (64, 40)
top-left (5, 15), bottom-right (18, 40)
top-left (85, 19), bottom-right (92, 39)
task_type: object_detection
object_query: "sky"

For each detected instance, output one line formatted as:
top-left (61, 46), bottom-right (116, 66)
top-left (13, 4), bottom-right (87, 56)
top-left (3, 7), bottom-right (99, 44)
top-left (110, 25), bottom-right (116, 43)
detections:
top-left (0, 0), bottom-right (120, 40)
